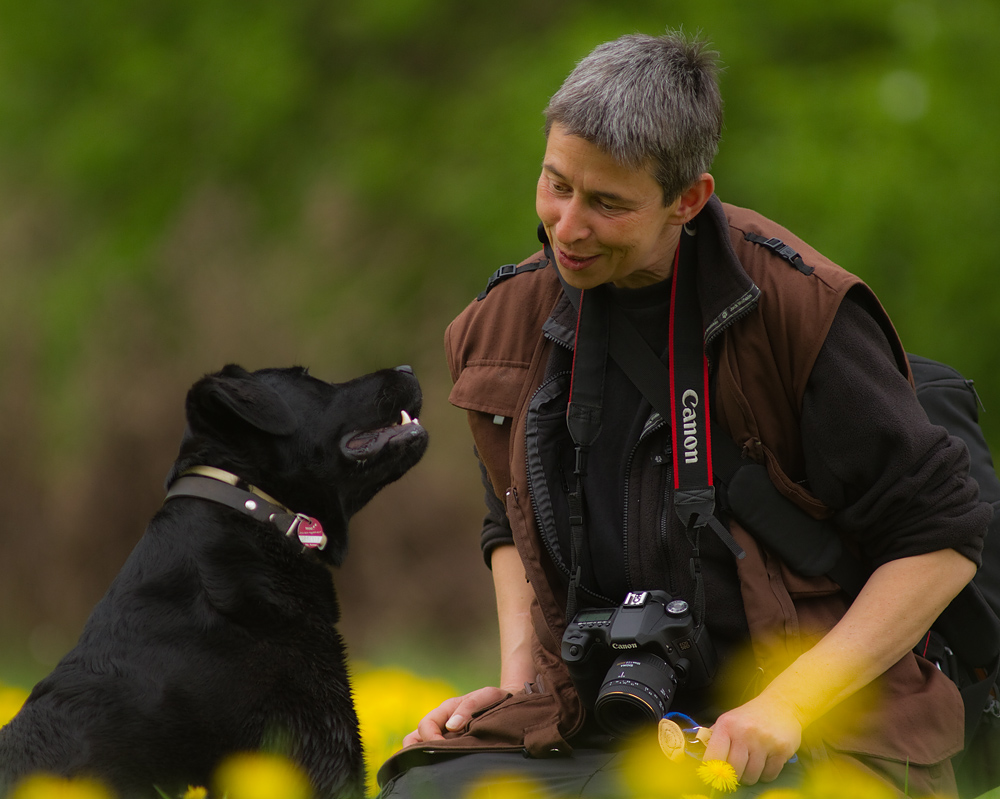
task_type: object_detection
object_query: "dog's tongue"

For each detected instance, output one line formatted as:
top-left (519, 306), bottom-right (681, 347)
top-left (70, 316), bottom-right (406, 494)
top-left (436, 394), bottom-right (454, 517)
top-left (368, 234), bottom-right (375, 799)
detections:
top-left (340, 410), bottom-right (422, 461)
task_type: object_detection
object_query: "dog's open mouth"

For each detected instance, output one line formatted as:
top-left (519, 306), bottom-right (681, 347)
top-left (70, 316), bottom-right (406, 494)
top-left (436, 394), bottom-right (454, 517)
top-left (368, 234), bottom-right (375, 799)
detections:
top-left (339, 409), bottom-right (424, 462)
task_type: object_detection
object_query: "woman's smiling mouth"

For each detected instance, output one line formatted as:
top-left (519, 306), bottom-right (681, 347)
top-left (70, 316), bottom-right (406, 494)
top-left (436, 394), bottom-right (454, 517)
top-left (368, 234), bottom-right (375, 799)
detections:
top-left (557, 248), bottom-right (600, 271)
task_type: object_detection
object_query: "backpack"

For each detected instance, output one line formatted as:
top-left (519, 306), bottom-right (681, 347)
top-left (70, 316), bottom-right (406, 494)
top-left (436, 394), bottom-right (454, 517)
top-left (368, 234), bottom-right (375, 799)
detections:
top-left (910, 355), bottom-right (1000, 798)
top-left (726, 354), bottom-right (1000, 798)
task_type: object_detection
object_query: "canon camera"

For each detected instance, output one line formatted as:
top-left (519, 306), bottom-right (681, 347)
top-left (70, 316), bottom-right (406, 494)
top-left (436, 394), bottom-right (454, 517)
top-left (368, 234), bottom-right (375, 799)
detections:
top-left (561, 590), bottom-right (716, 738)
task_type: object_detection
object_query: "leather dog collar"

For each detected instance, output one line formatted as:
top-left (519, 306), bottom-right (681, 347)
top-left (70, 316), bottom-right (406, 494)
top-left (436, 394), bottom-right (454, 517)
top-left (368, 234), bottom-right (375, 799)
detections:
top-left (164, 466), bottom-right (328, 552)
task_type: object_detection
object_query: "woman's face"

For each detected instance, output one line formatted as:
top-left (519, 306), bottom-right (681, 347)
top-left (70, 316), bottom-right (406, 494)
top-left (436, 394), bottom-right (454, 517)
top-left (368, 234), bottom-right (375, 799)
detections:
top-left (536, 124), bottom-right (686, 290)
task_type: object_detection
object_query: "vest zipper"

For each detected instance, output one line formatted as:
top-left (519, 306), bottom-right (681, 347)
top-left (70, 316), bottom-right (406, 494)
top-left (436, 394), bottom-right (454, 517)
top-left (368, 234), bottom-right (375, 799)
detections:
top-left (621, 412), bottom-right (670, 593)
top-left (703, 285), bottom-right (761, 369)
top-left (657, 453), bottom-right (678, 597)
top-left (524, 374), bottom-right (565, 582)
top-left (531, 283), bottom-right (758, 602)
top-left (524, 369), bottom-right (616, 608)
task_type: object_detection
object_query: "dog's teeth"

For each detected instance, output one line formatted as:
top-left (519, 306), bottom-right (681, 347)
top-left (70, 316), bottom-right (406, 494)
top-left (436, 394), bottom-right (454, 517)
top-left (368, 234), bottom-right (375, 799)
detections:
top-left (400, 409), bottom-right (412, 425)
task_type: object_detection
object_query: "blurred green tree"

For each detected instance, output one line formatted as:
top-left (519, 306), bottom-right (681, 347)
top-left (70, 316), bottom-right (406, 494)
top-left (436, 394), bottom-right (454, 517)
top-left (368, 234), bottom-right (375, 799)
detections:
top-left (0, 0), bottom-right (997, 666)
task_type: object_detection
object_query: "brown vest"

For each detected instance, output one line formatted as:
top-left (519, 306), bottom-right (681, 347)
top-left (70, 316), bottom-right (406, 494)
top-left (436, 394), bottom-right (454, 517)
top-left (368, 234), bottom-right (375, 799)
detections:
top-left (392, 200), bottom-right (962, 792)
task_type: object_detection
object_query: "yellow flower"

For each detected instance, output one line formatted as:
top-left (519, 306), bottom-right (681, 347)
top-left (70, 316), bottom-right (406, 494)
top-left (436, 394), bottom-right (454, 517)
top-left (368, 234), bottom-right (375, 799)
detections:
top-left (618, 732), bottom-right (703, 798)
top-left (9, 774), bottom-right (115, 799)
top-left (0, 685), bottom-right (29, 726)
top-left (696, 759), bottom-right (740, 794)
top-left (462, 772), bottom-right (548, 798)
top-left (755, 790), bottom-right (806, 799)
top-left (182, 787), bottom-right (209, 799)
top-left (800, 760), bottom-right (896, 799)
top-left (352, 664), bottom-right (457, 796)
top-left (213, 752), bottom-right (312, 799)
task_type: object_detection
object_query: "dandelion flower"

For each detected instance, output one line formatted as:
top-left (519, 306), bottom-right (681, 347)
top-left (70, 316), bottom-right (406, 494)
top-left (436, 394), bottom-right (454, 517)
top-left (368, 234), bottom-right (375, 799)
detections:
top-left (801, 759), bottom-right (896, 799)
top-left (463, 772), bottom-right (548, 798)
top-left (353, 664), bottom-right (457, 797)
top-left (182, 787), bottom-right (209, 799)
top-left (9, 774), bottom-right (114, 799)
top-left (697, 759), bottom-right (740, 793)
top-left (755, 790), bottom-right (806, 799)
top-left (213, 752), bottom-right (312, 799)
top-left (619, 731), bottom-right (703, 797)
top-left (0, 685), bottom-right (29, 726)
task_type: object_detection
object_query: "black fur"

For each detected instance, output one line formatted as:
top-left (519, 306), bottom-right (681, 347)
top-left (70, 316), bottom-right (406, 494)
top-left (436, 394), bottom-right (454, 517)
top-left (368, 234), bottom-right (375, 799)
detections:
top-left (0, 364), bottom-right (428, 798)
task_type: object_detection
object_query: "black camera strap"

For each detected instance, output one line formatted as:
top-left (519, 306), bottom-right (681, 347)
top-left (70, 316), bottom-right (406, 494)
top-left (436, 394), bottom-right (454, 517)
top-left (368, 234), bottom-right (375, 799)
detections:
top-left (564, 286), bottom-right (609, 622)
top-left (558, 224), bottom-right (744, 623)
top-left (664, 228), bottom-right (744, 559)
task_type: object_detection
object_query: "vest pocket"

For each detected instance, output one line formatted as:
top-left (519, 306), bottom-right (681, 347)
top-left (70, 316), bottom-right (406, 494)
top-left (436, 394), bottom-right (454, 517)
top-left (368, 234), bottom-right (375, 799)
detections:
top-left (462, 689), bottom-right (559, 741)
top-left (780, 564), bottom-right (845, 599)
top-left (449, 360), bottom-right (528, 420)
top-left (451, 361), bottom-right (529, 499)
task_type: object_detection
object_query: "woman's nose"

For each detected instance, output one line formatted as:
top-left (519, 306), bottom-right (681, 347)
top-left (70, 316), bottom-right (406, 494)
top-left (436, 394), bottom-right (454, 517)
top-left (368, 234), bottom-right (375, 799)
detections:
top-left (553, 198), bottom-right (590, 243)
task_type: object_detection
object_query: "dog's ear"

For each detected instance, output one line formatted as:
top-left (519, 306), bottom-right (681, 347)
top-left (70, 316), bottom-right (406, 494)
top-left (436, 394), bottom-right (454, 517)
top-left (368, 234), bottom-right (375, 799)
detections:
top-left (187, 365), bottom-right (298, 436)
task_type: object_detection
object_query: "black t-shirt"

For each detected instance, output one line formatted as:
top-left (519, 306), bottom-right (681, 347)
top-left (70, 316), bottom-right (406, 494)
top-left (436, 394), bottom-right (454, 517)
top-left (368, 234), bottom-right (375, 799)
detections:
top-left (578, 279), bottom-right (672, 603)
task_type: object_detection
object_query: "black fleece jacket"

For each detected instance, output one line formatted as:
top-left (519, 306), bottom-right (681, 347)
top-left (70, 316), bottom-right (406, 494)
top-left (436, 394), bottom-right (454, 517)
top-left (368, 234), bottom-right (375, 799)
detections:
top-left (478, 285), bottom-right (986, 576)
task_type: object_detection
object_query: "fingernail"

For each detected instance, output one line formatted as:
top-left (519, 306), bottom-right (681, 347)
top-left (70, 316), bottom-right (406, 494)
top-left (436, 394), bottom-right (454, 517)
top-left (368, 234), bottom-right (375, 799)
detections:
top-left (445, 714), bottom-right (464, 731)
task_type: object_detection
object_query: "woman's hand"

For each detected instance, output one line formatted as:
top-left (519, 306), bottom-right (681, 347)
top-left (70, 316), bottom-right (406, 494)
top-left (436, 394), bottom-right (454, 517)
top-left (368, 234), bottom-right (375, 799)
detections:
top-left (401, 548), bottom-right (533, 748)
top-left (703, 693), bottom-right (802, 784)
top-left (402, 686), bottom-right (511, 747)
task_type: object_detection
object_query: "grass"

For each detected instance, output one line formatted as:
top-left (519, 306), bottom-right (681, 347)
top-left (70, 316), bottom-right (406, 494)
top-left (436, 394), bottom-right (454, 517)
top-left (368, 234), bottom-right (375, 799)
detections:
top-left (2, 634), bottom-right (994, 799)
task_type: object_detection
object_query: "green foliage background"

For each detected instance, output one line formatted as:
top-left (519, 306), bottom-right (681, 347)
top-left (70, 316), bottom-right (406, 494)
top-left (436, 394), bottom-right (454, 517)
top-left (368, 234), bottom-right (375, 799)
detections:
top-left (1, 0), bottom-right (998, 681)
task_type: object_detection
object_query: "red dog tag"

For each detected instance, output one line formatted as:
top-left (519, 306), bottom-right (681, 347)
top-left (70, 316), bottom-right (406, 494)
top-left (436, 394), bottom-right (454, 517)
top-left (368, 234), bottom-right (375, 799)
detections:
top-left (295, 515), bottom-right (327, 550)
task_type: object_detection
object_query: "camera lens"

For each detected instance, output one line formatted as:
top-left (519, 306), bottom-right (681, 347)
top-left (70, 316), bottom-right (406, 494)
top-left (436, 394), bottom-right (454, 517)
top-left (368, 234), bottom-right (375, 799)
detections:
top-left (593, 651), bottom-right (678, 738)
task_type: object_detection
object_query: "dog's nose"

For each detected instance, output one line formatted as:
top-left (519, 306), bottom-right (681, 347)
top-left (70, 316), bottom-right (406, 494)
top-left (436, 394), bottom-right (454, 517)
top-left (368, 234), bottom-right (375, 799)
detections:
top-left (394, 365), bottom-right (414, 375)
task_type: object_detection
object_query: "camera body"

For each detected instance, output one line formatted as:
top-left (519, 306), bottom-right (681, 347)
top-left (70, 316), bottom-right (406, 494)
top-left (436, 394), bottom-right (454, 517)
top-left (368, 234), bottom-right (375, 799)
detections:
top-left (561, 590), bottom-right (716, 737)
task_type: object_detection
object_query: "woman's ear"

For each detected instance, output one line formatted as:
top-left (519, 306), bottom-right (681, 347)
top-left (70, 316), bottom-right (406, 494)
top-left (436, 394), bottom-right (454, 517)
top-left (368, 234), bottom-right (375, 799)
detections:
top-left (671, 173), bottom-right (715, 225)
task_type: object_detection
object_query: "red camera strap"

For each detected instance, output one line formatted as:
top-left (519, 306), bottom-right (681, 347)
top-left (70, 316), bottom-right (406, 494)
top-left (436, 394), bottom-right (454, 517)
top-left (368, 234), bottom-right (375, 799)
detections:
top-left (557, 225), bottom-right (744, 620)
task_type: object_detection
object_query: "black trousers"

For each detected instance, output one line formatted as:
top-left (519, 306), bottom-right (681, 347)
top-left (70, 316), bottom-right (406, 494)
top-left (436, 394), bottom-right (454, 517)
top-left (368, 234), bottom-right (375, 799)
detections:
top-left (378, 747), bottom-right (804, 798)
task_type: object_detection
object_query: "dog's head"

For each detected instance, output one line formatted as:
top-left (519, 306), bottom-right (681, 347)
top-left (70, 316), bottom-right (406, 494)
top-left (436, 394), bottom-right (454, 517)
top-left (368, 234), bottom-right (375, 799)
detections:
top-left (168, 364), bottom-right (428, 564)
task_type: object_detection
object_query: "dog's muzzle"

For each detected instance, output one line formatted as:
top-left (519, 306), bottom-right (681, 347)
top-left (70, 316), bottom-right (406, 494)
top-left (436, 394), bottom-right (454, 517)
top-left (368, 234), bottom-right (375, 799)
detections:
top-left (340, 409), bottom-right (423, 462)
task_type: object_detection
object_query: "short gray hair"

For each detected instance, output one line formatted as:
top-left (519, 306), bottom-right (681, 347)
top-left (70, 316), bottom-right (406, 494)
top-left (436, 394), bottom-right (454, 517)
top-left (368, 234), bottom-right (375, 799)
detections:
top-left (544, 31), bottom-right (723, 203)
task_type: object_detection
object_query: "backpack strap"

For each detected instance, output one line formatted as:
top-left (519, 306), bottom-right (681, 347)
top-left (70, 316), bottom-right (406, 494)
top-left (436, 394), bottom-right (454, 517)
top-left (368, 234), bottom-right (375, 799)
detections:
top-left (743, 233), bottom-right (814, 275)
top-left (722, 462), bottom-right (867, 596)
top-left (477, 259), bottom-right (549, 301)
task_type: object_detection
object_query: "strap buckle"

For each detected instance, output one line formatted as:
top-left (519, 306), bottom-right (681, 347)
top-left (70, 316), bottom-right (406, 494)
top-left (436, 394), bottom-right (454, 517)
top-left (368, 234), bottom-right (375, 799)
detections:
top-left (674, 487), bottom-right (717, 530)
top-left (477, 263), bottom-right (518, 300)
top-left (676, 487), bottom-right (745, 559)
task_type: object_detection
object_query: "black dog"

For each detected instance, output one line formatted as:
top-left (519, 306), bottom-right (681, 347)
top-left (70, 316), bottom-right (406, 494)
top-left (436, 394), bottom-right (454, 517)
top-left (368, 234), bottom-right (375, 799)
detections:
top-left (0, 364), bottom-right (428, 798)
